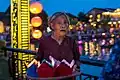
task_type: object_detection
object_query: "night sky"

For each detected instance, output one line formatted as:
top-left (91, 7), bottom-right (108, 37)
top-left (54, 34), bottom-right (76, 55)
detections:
top-left (0, 0), bottom-right (120, 16)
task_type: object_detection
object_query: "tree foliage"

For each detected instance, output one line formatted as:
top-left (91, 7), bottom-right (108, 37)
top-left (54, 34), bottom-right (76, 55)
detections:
top-left (77, 12), bottom-right (89, 22)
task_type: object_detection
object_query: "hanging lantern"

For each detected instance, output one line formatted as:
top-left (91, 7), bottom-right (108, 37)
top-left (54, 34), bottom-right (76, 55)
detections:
top-left (0, 21), bottom-right (4, 33)
top-left (32, 30), bottom-right (42, 39)
top-left (31, 16), bottom-right (42, 27)
top-left (30, 2), bottom-right (43, 14)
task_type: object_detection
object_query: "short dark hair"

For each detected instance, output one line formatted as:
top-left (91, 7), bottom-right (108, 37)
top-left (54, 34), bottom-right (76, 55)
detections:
top-left (49, 12), bottom-right (70, 24)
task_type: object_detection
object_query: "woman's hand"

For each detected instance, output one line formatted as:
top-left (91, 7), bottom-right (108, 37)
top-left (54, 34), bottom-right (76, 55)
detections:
top-left (73, 64), bottom-right (77, 72)
top-left (73, 64), bottom-right (80, 72)
top-left (73, 60), bottom-right (80, 72)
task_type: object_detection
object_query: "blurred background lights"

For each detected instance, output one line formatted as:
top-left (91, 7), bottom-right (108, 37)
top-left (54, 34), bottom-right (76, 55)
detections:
top-left (47, 27), bottom-right (52, 33)
top-left (0, 21), bottom-right (4, 33)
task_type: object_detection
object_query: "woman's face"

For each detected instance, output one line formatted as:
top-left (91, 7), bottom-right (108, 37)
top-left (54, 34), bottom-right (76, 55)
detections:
top-left (50, 15), bottom-right (69, 36)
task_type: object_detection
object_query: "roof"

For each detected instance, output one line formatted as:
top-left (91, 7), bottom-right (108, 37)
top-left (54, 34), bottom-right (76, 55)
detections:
top-left (66, 13), bottom-right (78, 18)
top-left (86, 7), bottom-right (116, 15)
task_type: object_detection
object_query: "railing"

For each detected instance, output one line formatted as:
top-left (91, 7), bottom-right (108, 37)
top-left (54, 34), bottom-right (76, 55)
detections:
top-left (80, 56), bottom-right (106, 67)
top-left (2, 47), bottom-right (106, 80)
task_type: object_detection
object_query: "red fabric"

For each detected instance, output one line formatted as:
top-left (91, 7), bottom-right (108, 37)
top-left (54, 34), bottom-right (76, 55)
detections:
top-left (55, 63), bottom-right (73, 77)
top-left (37, 63), bottom-right (55, 78)
top-left (37, 63), bottom-right (73, 79)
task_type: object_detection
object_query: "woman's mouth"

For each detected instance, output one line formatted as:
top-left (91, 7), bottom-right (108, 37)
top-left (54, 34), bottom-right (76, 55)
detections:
top-left (60, 30), bottom-right (66, 32)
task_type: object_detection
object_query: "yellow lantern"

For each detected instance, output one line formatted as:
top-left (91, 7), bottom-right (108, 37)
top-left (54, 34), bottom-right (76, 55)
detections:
top-left (30, 2), bottom-right (43, 14)
top-left (31, 16), bottom-right (42, 27)
top-left (0, 21), bottom-right (4, 33)
top-left (32, 30), bottom-right (42, 39)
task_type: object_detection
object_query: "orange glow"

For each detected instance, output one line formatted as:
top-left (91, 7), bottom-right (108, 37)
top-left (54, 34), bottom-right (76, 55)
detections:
top-left (0, 21), bottom-right (4, 33)
top-left (32, 30), bottom-right (42, 39)
top-left (31, 16), bottom-right (42, 27)
top-left (30, 2), bottom-right (43, 14)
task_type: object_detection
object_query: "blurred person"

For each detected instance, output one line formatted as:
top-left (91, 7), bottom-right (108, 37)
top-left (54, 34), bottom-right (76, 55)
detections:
top-left (36, 12), bottom-right (80, 80)
top-left (0, 40), bottom-right (10, 80)
top-left (102, 39), bottom-right (120, 80)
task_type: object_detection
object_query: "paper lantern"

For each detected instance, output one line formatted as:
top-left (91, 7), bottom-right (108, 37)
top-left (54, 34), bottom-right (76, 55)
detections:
top-left (32, 30), bottom-right (42, 39)
top-left (0, 21), bottom-right (4, 33)
top-left (30, 2), bottom-right (43, 14)
top-left (31, 16), bottom-right (42, 27)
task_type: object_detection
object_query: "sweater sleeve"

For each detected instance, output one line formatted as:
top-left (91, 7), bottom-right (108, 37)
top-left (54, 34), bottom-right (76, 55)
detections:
top-left (72, 39), bottom-right (80, 62)
top-left (72, 39), bottom-right (81, 69)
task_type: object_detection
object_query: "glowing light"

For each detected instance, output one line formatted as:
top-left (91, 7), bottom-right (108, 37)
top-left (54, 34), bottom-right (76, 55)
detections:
top-left (89, 19), bottom-right (92, 22)
top-left (47, 27), bottom-right (52, 33)
top-left (93, 23), bottom-right (96, 27)
top-left (103, 8), bottom-right (120, 17)
top-left (108, 22), bottom-right (112, 24)
top-left (113, 22), bottom-right (117, 24)
top-left (32, 30), bottom-right (42, 39)
top-left (102, 12), bottom-right (110, 15)
top-left (84, 24), bottom-right (87, 27)
top-left (102, 33), bottom-right (106, 36)
top-left (69, 25), bottom-right (73, 30)
top-left (30, 2), bottom-right (43, 14)
top-left (111, 34), bottom-right (115, 37)
top-left (78, 40), bottom-right (82, 44)
top-left (115, 8), bottom-right (120, 12)
top-left (31, 16), bottom-right (42, 27)
top-left (109, 38), bottom-right (114, 45)
top-left (118, 21), bottom-right (120, 24)
top-left (89, 42), bottom-right (94, 55)
top-left (91, 23), bottom-right (94, 25)
top-left (93, 39), bottom-right (97, 42)
top-left (97, 19), bottom-right (100, 22)
top-left (97, 14), bottom-right (101, 18)
top-left (0, 21), bottom-right (4, 33)
top-left (89, 15), bottom-right (93, 18)
top-left (101, 40), bottom-right (106, 45)
top-left (84, 42), bottom-right (89, 55)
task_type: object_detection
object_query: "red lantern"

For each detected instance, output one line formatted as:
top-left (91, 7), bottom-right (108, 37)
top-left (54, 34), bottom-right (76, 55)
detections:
top-left (32, 30), bottom-right (42, 39)
top-left (30, 2), bottom-right (43, 14)
top-left (31, 16), bottom-right (42, 27)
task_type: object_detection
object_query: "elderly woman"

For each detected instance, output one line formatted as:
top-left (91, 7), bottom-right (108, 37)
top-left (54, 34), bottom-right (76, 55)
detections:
top-left (36, 12), bottom-right (80, 79)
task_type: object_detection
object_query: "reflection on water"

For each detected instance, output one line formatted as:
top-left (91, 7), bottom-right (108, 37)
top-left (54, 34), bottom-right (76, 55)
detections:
top-left (78, 40), bottom-right (112, 61)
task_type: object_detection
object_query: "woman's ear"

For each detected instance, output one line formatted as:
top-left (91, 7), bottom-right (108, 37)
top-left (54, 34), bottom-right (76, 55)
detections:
top-left (50, 23), bottom-right (54, 30)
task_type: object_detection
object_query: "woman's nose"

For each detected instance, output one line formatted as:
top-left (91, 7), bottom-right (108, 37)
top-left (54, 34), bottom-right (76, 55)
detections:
top-left (61, 24), bottom-right (66, 28)
top-left (61, 26), bottom-right (65, 28)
